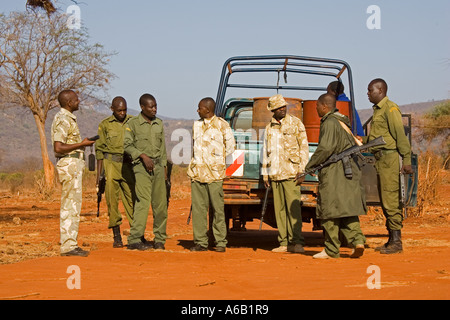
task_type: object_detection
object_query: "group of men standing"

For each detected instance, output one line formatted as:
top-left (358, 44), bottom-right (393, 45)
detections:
top-left (262, 79), bottom-right (413, 259)
top-left (50, 76), bottom-right (412, 259)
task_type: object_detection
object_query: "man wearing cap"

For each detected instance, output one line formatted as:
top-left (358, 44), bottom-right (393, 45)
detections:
top-left (262, 94), bottom-right (309, 253)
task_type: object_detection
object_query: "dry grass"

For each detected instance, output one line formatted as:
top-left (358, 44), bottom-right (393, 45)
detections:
top-left (414, 152), bottom-right (450, 217)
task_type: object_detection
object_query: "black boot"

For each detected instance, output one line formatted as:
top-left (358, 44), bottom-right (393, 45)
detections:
top-left (375, 229), bottom-right (392, 251)
top-left (380, 230), bottom-right (403, 254)
top-left (112, 226), bottom-right (123, 248)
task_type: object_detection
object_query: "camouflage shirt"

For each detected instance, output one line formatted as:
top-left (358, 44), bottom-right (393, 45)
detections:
top-left (262, 114), bottom-right (309, 181)
top-left (187, 115), bottom-right (236, 183)
top-left (51, 108), bottom-right (83, 158)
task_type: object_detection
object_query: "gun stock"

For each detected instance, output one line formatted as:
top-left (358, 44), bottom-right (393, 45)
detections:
top-left (259, 186), bottom-right (271, 231)
top-left (97, 175), bottom-right (106, 217)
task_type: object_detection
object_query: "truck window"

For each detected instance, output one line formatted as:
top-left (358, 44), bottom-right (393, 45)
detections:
top-left (232, 108), bottom-right (253, 131)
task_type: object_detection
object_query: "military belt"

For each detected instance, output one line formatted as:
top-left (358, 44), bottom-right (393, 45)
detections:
top-left (56, 152), bottom-right (84, 161)
top-left (104, 152), bottom-right (132, 163)
top-left (374, 149), bottom-right (397, 160)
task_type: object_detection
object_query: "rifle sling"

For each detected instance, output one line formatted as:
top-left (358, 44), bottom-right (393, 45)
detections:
top-left (338, 120), bottom-right (363, 146)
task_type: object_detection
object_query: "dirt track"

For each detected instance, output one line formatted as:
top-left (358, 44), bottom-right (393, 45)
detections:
top-left (0, 186), bottom-right (449, 301)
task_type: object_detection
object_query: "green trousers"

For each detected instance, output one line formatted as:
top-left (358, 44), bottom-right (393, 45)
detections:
top-left (321, 217), bottom-right (366, 258)
top-left (191, 180), bottom-right (227, 248)
top-left (375, 151), bottom-right (403, 231)
top-left (127, 162), bottom-right (167, 245)
top-left (103, 158), bottom-right (135, 229)
top-left (271, 179), bottom-right (304, 246)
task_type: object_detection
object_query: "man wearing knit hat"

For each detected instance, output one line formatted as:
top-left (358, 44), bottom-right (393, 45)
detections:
top-left (262, 94), bottom-right (309, 253)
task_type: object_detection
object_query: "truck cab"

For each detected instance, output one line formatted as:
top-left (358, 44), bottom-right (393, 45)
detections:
top-left (215, 55), bottom-right (417, 231)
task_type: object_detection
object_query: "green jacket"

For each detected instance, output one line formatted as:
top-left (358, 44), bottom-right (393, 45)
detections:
top-left (365, 96), bottom-right (411, 166)
top-left (123, 113), bottom-right (167, 167)
top-left (305, 110), bottom-right (367, 219)
top-left (95, 114), bottom-right (133, 160)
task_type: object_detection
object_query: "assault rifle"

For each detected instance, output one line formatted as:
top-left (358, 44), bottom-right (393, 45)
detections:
top-left (166, 161), bottom-right (173, 207)
top-left (97, 172), bottom-right (106, 217)
top-left (295, 136), bottom-right (386, 184)
top-left (259, 186), bottom-right (271, 231)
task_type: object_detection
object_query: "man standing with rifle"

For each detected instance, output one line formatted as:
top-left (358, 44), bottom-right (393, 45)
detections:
top-left (96, 96), bottom-right (135, 248)
top-left (298, 94), bottom-right (367, 259)
top-left (360, 79), bottom-right (414, 254)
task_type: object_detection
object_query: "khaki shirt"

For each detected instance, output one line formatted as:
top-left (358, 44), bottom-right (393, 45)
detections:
top-left (262, 114), bottom-right (309, 181)
top-left (367, 96), bottom-right (412, 165)
top-left (51, 108), bottom-right (83, 158)
top-left (187, 115), bottom-right (236, 183)
top-left (123, 113), bottom-right (167, 166)
top-left (95, 114), bottom-right (133, 160)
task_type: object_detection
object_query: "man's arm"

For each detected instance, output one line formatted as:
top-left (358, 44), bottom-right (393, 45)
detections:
top-left (54, 139), bottom-right (94, 154)
top-left (386, 106), bottom-right (413, 171)
top-left (296, 120), bottom-right (309, 174)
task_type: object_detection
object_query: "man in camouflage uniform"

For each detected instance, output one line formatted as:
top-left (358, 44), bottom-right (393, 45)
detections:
top-left (51, 89), bottom-right (95, 257)
top-left (361, 78), bottom-right (413, 254)
top-left (95, 96), bottom-right (135, 248)
top-left (124, 94), bottom-right (168, 251)
top-left (187, 97), bottom-right (236, 252)
top-left (262, 94), bottom-right (309, 253)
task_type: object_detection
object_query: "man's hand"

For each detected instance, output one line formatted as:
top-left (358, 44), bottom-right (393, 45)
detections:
top-left (263, 176), bottom-right (270, 189)
top-left (82, 138), bottom-right (96, 147)
top-left (140, 154), bottom-right (154, 173)
top-left (401, 164), bottom-right (414, 174)
top-left (355, 135), bottom-right (364, 143)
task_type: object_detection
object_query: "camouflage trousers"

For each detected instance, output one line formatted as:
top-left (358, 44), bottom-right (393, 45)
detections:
top-left (56, 158), bottom-right (85, 254)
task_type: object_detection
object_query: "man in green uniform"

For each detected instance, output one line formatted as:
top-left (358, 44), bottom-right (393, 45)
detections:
top-left (300, 94), bottom-right (366, 259)
top-left (360, 78), bottom-right (413, 254)
top-left (51, 89), bottom-right (95, 257)
top-left (95, 96), bottom-right (135, 248)
top-left (262, 94), bottom-right (309, 253)
top-left (187, 97), bottom-right (236, 252)
top-left (124, 94), bottom-right (168, 251)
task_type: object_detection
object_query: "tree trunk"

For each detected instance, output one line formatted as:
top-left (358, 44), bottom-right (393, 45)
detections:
top-left (33, 113), bottom-right (55, 188)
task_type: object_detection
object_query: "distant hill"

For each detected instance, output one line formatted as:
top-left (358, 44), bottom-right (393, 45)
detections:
top-left (357, 100), bottom-right (447, 125)
top-left (0, 99), bottom-right (446, 171)
top-left (0, 105), bottom-right (193, 171)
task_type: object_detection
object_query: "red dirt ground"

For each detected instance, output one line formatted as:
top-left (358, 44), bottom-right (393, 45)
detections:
top-left (0, 183), bottom-right (449, 301)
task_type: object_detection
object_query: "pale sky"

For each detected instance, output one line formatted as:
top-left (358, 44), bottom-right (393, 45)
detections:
top-left (2, 0), bottom-right (449, 118)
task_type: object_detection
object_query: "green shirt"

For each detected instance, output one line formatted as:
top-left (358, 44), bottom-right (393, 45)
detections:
top-left (124, 113), bottom-right (167, 166)
top-left (95, 114), bottom-right (133, 160)
top-left (367, 96), bottom-right (412, 166)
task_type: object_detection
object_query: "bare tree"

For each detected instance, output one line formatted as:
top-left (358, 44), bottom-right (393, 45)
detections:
top-left (0, 11), bottom-right (116, 187)
top-left (26, 0), bottom-right (57, 16)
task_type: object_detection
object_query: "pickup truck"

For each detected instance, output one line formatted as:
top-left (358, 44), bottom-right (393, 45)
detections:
top-left (214, 55), bottom-right (418, 231)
